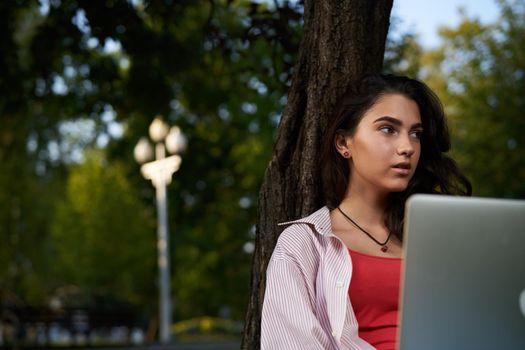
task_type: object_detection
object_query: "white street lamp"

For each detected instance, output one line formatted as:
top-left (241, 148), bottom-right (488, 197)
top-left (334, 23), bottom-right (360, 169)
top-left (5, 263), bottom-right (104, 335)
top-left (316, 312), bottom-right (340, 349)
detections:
top-left (149, 116), bottom-right (170, 142)
top-left (134, 137), bottom-right (153, 164)
top-left (166, 126), bottom-right (187, 154)
top-left (134, 117), bottom-right (186, 344)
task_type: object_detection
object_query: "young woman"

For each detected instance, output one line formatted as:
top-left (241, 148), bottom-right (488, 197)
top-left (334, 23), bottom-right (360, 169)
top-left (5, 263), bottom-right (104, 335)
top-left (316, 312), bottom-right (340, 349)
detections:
top-left (261, 74), bottom-right (471, 350)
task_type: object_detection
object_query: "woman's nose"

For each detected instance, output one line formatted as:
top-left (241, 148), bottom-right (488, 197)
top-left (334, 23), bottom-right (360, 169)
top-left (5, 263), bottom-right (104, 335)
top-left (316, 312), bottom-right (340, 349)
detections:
top-left (397, 136), bottom-right (415, 157)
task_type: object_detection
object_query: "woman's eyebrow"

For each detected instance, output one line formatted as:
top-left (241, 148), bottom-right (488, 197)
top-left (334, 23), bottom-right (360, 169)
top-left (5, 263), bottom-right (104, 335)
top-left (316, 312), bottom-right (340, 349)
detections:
top-left (373, 116), bottom-right (422, 129)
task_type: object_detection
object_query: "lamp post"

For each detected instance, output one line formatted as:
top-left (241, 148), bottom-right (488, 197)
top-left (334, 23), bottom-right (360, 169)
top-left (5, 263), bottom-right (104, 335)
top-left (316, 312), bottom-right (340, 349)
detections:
top-left (134, 117), bottom-right (187, 344)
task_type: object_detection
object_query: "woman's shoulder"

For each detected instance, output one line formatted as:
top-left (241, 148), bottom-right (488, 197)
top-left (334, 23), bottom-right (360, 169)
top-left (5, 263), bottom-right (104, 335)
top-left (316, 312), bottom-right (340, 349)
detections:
top-left (273, 206), bottom-right (332, 256)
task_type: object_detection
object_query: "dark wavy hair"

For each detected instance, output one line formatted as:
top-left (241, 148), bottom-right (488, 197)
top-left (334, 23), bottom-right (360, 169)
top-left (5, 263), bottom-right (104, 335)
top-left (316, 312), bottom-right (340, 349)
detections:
top-left (320, 74), bottom-right (472, 240)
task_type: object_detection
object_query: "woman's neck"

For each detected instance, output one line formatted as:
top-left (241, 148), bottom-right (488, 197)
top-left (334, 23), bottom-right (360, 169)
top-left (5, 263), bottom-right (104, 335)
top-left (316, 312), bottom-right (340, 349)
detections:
top-left (339, 185), bottom-right (388, 225)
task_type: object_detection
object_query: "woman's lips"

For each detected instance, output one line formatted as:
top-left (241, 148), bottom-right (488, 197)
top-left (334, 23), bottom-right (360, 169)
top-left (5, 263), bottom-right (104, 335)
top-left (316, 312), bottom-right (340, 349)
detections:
top-left (392, 162), bottom-right (411, 175)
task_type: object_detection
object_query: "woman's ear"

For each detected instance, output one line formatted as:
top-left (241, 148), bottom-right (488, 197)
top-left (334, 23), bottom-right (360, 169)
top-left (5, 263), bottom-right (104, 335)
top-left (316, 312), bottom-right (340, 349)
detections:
top-left (335, 129), bottom-right (352, 158)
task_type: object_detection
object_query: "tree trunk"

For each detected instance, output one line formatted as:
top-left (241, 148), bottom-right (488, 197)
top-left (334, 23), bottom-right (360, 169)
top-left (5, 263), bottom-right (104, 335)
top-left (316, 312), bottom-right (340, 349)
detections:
top-left (241, 0), bottom-right (393, 348)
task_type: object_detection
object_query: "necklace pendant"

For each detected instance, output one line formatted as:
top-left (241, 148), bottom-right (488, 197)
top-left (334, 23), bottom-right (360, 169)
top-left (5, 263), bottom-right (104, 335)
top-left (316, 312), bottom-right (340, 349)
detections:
top-left (381, 245), bottom-right (388, 253)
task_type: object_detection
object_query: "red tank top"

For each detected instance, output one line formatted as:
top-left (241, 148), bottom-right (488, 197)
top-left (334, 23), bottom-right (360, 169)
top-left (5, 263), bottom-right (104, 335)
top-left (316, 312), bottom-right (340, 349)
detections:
top-left (348, 249), bottom-right (402, 350)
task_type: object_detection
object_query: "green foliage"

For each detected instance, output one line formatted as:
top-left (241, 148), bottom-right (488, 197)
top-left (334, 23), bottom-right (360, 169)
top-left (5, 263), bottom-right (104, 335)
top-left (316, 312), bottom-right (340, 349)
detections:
top-left (0, 0), bottom-right (304, 322)
top-left (423, 0), bottom-right (525, 198)
top-left (384, 17), bottom-right (424, 77)
top-left (51, 151), bottom-right (156, 306)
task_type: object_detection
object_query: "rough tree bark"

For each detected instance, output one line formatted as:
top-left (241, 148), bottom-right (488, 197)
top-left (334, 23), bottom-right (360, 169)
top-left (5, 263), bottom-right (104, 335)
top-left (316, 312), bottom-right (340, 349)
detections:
top-left (241, 0), bottom-right (393, 348)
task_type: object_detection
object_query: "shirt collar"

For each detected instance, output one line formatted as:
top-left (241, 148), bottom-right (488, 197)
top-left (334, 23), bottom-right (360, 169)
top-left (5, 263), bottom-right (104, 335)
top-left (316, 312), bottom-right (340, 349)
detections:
top-left (278, 206), bottom-right (333, 237)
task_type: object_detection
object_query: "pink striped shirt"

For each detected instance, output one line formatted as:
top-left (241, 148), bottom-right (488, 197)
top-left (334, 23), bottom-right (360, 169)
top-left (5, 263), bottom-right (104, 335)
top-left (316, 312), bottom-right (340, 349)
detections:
top-left (261, 206), bottom-right (376, 349)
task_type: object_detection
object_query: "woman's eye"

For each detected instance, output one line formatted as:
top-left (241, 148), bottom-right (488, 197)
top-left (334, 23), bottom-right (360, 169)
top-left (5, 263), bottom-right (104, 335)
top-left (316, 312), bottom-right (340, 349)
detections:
top-left (379, 126), bottom-right (395, 134)
top-left (410, 129), bottom-right (423, 139)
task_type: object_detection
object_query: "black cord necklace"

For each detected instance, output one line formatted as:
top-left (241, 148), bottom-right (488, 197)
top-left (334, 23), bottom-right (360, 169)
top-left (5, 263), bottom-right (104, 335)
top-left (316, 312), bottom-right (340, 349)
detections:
top-left (337, 207), bottom-right (392, 252)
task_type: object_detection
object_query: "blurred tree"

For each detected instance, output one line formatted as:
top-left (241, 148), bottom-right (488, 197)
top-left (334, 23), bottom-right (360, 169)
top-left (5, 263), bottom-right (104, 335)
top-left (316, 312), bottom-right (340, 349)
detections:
top-left (0, 1), bottom-right (69, 304)
top-left (0, 0), bottom-right (304, 323)
top-left (51, 151), bottom-right (156, 307)
top-left (242, 0), bottom-right (393, 348)
top-left (383, 25), bottom-right (423, 78)
top-left (422, 0), bottom-right (525, 198)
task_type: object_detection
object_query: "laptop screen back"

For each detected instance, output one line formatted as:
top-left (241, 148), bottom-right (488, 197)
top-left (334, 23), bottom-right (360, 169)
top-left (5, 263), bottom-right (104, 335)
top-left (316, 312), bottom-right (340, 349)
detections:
top-left (399, 194), bottom-right (525, 350)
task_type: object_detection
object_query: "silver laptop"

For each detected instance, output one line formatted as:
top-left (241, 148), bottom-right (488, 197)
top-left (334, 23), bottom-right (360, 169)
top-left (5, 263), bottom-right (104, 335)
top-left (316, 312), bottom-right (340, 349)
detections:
top-left (399, 194), bottom-right (525, 350)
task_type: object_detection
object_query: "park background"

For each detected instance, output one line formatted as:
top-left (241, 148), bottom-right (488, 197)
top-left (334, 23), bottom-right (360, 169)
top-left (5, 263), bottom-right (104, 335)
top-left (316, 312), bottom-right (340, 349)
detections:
top-left (1, 0), bottom-right (523, 347)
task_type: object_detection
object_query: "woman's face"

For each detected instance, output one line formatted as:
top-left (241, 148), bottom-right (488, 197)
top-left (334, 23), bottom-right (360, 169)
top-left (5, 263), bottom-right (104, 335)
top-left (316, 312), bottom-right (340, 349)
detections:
top-left (337, 93), bottom-right (423, 195)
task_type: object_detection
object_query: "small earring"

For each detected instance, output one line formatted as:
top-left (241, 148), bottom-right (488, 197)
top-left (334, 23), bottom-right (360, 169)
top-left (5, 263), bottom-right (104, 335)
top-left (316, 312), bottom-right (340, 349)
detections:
top-left (343, 151), bottom-right (350, 158)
